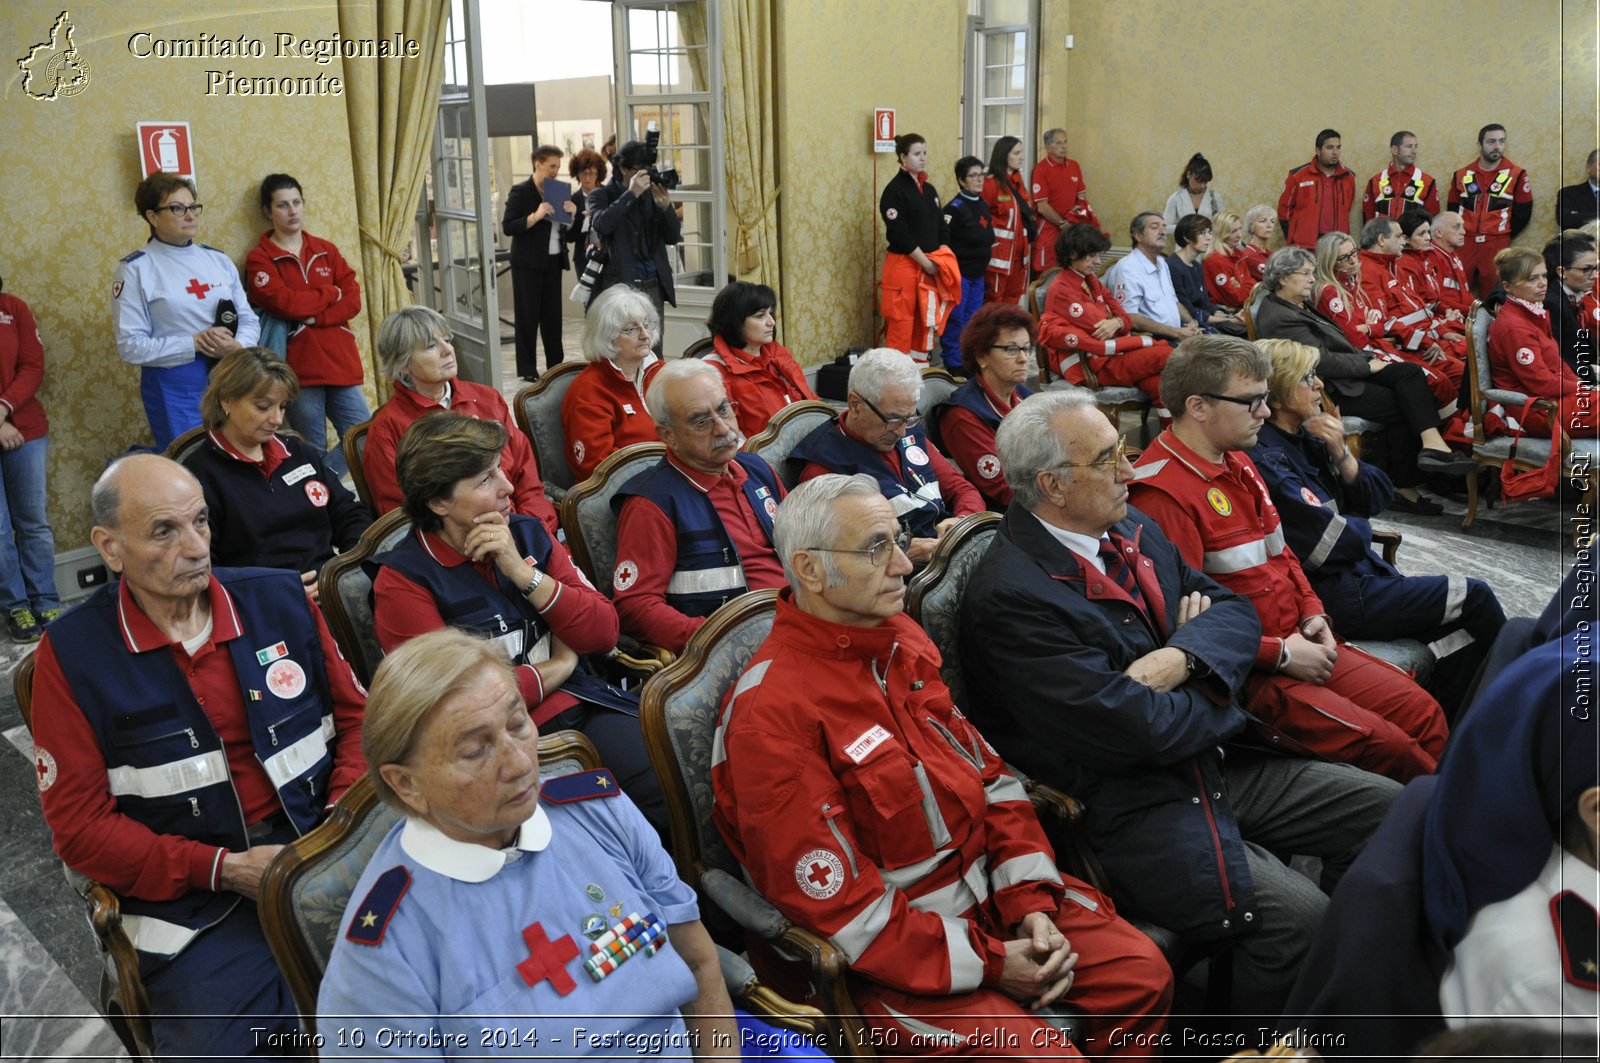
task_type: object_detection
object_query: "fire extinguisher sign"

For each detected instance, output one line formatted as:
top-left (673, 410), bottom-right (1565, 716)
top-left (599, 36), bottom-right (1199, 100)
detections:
top-left (137, 121), bottom-right (196, 183)
top-left (872, 108), bottom-right (895, 153)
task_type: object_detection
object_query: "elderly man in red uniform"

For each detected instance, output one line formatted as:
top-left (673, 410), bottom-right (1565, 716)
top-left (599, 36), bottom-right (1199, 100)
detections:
top-left (31, 455), bottom-right (367, 1061)
top-left (713, 472), bottom-right (1172, 1059)
top-left (1130, 337), bottom-right (1448, 783)
top-left (1357, 217), bottom-right (1465, 393)
top-left (1426, 211), bottom-right (1475, 321)
top-left (1362, 131), bottom-right (1441, 222)
top-left (1449, 124), bottom-right (1534, 297)
top-left (612, 359), bottom-right (787, 654)
top-left (1030, 129), bottom-right (1102, 272)
top-left (1278, 129), bottom-right (1357, 249)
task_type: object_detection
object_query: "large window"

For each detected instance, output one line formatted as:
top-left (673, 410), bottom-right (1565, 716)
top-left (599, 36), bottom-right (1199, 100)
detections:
top-left (968, 0), bottom-right (1036, 164)
top-left (614, 0), bottom-right (725, 294)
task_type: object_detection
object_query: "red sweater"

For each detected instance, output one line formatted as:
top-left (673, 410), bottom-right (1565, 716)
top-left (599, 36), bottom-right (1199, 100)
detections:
top-left (1489, 298), bottom-right (1578, 404)
top-left (244, 231), bottom-right (364, 387)
top-left (0, 293), bottom-right (47, 440)
top-left (1202, 250), bottom-right (1252, 310)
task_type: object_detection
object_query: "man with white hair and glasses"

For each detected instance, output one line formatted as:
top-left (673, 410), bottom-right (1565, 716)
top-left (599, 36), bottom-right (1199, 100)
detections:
top-left (713, 473), bottom-right (1172, 1058)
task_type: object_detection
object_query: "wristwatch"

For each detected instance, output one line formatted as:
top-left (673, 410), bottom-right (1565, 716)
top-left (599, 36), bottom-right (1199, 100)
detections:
top-left (522, 566), bottom-right (545, 600)
top-left (1184, 651), bottom-right (1210, 680)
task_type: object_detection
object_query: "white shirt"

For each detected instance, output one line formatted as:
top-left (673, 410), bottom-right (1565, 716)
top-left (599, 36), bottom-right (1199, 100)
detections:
top-left (1440, 843), bottom-right (1600, 1040)
top-left (1104, 250), bottom-right (1182, 329)
top-left (1033, 512), bottom-right (1108, 575)
top-left (113, 238), bottom-right (261, 368)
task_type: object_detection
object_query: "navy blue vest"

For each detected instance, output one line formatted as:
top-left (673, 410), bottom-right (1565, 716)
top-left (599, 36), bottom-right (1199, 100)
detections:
top-left (50, 567), bottom-right (339, 953)
top-left (369, 516), bottom-right (637, 714)
top-left (791, 417), bottom-right (948, 537)
top-left (931, 378), bottom-right (1033, 450)
top-left (612, 454), bottom-right (780, 618)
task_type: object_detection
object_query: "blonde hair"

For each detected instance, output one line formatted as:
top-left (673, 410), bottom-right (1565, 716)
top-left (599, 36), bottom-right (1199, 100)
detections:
top-left (1213, 210), bottom-right (1243, 251)
top-left (1494, 246), bottom-right (1544, 288)
top-left (362, 629), bottom-right (520, 812)
top-left (1255, 338), bottom-right (1322, 412)
top-left (1313, 232), bottom-right (1358, 315)
top-left (200, 348), bottom-right (299, 429)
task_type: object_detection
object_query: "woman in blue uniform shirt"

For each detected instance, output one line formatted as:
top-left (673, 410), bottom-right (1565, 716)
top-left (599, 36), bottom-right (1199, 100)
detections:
top-left (319, 630), bottom-right (823, 1059)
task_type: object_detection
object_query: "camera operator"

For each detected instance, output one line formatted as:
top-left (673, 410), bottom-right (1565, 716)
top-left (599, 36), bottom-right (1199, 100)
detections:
top-left (586, 137), bottom-right (683, 337)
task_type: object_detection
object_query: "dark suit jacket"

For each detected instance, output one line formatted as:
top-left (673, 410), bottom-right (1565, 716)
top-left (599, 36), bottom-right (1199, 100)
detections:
top-left (502, 178), bottom-right (571, 272)
top-left (1556, 180), bottom-right (1600, 231)
top-left (1543, 282), bottom-right (1596, 382)
top-left (1253, 292), bottom-right (1372, 401)
top-left (587, 176), bottom-right (684, 306)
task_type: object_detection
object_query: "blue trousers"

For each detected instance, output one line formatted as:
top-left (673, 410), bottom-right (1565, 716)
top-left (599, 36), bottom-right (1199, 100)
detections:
top-left (140, 360), bottom-right (211, 451)
top-left (939, 277), bottom-right (985, 371)
top-left (287, 385), bottom-right (371, 476)
top-left (0, 435), bottom-right (59, 612)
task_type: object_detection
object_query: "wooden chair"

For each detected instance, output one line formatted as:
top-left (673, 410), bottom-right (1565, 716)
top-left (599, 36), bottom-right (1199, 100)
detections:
top-left (1025, 266), bottom-right (1060, 323)
top-left (259, 731), bottom-right (601, 1024)
top-left (1460, 300), bottom-right (1598, 535)
top-left (681, 336), bottom-right (715, 359)
top-left (1240, 284), bottom-right (1267, 342)
top-left (14, 656), bottom-right (155, 1062)
top-left (740, 400), bottom-right (837, 489)
top-left (163, 426), bottom-right (208, 464)
top-left (340, 418), bottom-right (374, 512)
top-left (317, 509), bottom-right (412, 687)
top-left (512, 361), bottom-right (586, 505)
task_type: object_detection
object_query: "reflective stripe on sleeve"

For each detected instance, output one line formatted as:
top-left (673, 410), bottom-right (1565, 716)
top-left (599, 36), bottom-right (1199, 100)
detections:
top-left (1303, 514), bottom-right (1348, 571)
top-left (666, 565), bottom-right (746, 596)
top-left (1442, 574), bottom-right (1467, 623)
top-left (983, 772), bottom-right (1029, 807)
top-left (909, 856), bottom-right (990, 917)
top-left (1203, 538), bottom-right (1270, 574)
top-left (106, 750), bottom-right (230, 799)
top-left (830, 887), bottom-right (897, 962)
top-left (943, 914), bottom-right (987, 992)
top-left (990, 851), bottom-right (1063, 891)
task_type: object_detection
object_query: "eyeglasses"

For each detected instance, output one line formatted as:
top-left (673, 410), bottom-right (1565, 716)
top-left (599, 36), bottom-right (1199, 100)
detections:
top-left (1568, 263), bottom-right (1600, 275)
top-left (155, 203), bottom-right (204, 217)
top-left (1054, 437), bottom-right (1127, 472)
top-left (618, 321), bottom-right (653, 337)
top-left (1291, 268), bottom-right (1317, 279)
top-left (990, 343), bottom-right (1036, 359)
top-left (1335, 250), bottom-right (1359, 264)
top-left (1298, 370), bottom-right (1320, 387)
top-left (857, 393), bottom-right (922, 430)
top-left (806, 530), bottom-right (912, 568)
top-left (682, 400), bottom-right (740, 435)
top-left (1203, 391), bottom-right (1271, 414)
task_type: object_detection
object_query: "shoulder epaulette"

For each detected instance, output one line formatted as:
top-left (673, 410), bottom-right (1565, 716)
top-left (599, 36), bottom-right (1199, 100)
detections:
top-left (344, 865), bottom-right (411, 946)
top-left (540, 768), bottom-right (620, 804)
top-left (1550, 889), bottom-right (1599, 991)
top-left (119, 250), bottom-right (146, 264)
top-left (200, 243), bottom-right (225, 254)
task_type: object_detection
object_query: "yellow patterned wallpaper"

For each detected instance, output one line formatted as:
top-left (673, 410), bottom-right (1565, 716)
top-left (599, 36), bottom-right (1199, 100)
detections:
top-left (0, 1), bottom-right (369, 549)
top-left (774, 0), bottom-right (967, 367)
top-left (1039, 0), bottom-right (1596, 253)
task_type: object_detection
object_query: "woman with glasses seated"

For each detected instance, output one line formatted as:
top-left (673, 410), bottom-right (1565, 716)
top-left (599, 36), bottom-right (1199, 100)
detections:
top-left (363, 305), bottom-right (560, 534)
top-left (1542, 233), bottom-right (1599, 382)
top-left (1489, 247), bottom-right (1598, 437)
top-left (1038, 223), bottom-right (1175, 408)
top-left (1247, 339), bottom-right (1503, 718)
top-left (114, 174), bottom-right (260, 449)
top-left (369, 412), bottom-right (665, 833)
top-left (1254, 246), bottom-right (1475, 511)
top-left (562, 284), bottom-right (664, 481)
top-left (703, 280), bottom-right (815, 438)
top-left (932, 303), bottom-right (1036, 509)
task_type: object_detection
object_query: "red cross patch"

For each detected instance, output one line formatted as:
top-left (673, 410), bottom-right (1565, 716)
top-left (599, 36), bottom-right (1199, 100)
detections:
top-left (795, 848), bottom-right (845, 900)
top-left (1064, 333), bottom-right (1079, 348)
top-left (185, 278), bottom-right (212, 299)
top-left (1515, 347), bottom-right (1536, 366)
top-left (885, 208), bottom-right (898, 220)
top-left (253, 271), bottom-right (270, 289)
top-left (266, 658), bottom-right (307, 700)
top-left (614, 560), bottom-right (639, 591)
top-left (304, 480), bottom-right (329, 508)
top-left (977, 454), bottom-right (1001, 480)
top-left (112, 280), bottom-right (124, 299)
top-left (1329, 297), bottom-right (1344, 313)
top-left (34, 747), bottom-right (57, 793)
top-left (1068, 302), bottom-right (1084, 318)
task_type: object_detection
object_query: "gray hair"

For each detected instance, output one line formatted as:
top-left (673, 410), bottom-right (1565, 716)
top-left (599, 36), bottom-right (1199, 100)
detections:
top-left (1242, 203), bottom-right (1276, 236)
top-left (1042, 128), bottom-right (1066, 146)
top-left (376, 306), bottom-right (451, 384)
top-left (1360, 216), bottom-right (1398, 249)
top-left (1431, 210), bottom-right (1462, 229)
top-left (772, 473), bottom-right (882, 589)
top-left (581, 285), bottom-right (659, 364)
top-left (996, 390), bottom-right (1097, 512)
top-left (1129, 211), bottom-right (1162, 243)
top-left (645, 358), bottom-right (721, 426)
top-left (848, 348), bottom-right (922, 406)
top-left (1263, 246), bottom-right (1315, 294)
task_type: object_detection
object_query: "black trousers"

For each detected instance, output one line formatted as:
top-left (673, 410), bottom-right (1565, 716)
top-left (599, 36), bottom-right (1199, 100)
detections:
top-left (509, 265), bottom-right (564, 377)
top-left (1336, 362), bottom-right (1436, 487)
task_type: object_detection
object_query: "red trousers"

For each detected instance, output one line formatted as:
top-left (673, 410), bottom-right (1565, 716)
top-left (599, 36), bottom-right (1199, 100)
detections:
top-left (986, 263), bottom-right (1028, 305)
top-left (1243, 642), bottom-right (1447, 783)
top-left (881, 252), bottom-right (927, 354)
top-left (1064, 343), bottom-right (1174, 406)
top-left (856, 881), bottom-right (1173, 1061)
top-left (1459, 235), bottom-right (1510, 300)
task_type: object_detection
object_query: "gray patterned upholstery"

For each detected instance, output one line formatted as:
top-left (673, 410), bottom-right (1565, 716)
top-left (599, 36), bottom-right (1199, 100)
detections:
top-left (1341, 415), bottom-right (1382, 436)
top-left (1474, 434), bottom-right (1600, 471)
top-left (744, 402), bottom-right (836, 489)
top-left (516, 364), bottom-right (583, 503)
top-left (1470, 306), bottom-right (1494, 395)
top-left (656, 603), bottom-right (777, 875)
top-left (327, 515), bottom-right (412, 685)
top-left (918, 370), bottom-right (959, 425)
top-left (570, 446), bottom-right (663, 595)
top-left (911, 525), bottom-right (998, 711)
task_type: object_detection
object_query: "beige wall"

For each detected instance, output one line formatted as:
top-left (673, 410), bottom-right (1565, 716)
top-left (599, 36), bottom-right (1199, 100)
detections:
top-left (775, 0), bottom-right (968, 365)
top-left (0, 1), bottom-right (368, 548)
top-left (1038, 0), bottom-right (1596, 251)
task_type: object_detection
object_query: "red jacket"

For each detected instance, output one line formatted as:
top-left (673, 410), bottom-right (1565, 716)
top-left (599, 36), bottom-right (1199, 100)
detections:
top-left (1315, 279), bottom-right (1395, 355)
top-left (560, 356), bottom-right (664, 481)
top-left (1396, 247), bottom-right (1444, 313)
top-left (364, 379), bottom-right (558, 534)
top-left (980, 171), bottom-right (1032, 279)
top-left (0, 292), bottom-right (48, 440)
top-left (1488, 298), bottom-right (1579, 404)
top-left (1039, 265), bottom-right (1160, 383)
top-left (244, 231), bottom-right (364, 387)
top-left (1239, 242), bottom-right (1269, 283)
top-left (1358, 249), bottom-right (1436, 353)
top-left (1202, 250), bottom-right (1253, 309)
top-left (1426, 244), bottom-right (1474, 318)
top-left (1278, 159), bottom-right (1357, 248)
top-left (712, 593), bottom-right (1070, 996)
top-left (1130, 430), bottom-right (1323, 669)
top-left (1449, 158), bottom-right (1532, 238)
top-left (705, 336), bottom-right (815, 439)
top-left (1361, 164), bottom-right (1440, 221)
top-left (1030, 155), bottom-right (1101, 232)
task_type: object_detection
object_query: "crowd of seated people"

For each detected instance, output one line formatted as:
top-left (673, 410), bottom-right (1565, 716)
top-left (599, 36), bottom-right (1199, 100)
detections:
top-left (12, 123), bottom-right (1593, 1063)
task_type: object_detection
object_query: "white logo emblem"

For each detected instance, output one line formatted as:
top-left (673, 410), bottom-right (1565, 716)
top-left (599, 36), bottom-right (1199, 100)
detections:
top-left (843, 725), bottom-right (893, 764)
top-left (885, 207), bottom-right (898, 220)
top-left (572, 440), bottom-right (586, 464)
top-left (34, 747), bottom-right (57, 792)
top-left (1215, 272), bottom-right (1229, 286)
top-left (764, 496), bottom-right (778, 519)
top-left (1064, 333), bottom-right (1079, 348)
top-left (614, 560), bottom-right (639, 591)
top-left (795, 849), bottom-right (846, 899)
top-left (903, 444), bottom-right (929, 465)
top-left (977, 454), bottom-right (1001, 479)
top-left (266, 659), bottom-right (307, 700)
top-left (1515, 347), bottom-right (1536, 366)
top-left (112, 280), bottom-right (123, 299)
top-left (253, 271), bottom-right (270, 289)
top-left (1068, 302), bottom-right (1084, 318)
top-left (1329, 298), bottom-right (1344, 314)
top-left (304, 480), bottom-right (329, 508)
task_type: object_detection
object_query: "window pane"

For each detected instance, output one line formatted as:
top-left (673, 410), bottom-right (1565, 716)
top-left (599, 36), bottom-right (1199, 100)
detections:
top-left (626, 101), bottom-right (711, 191)
top-left (983, 0), bottom-right (1031, 25)
top-left (673, 201), bottom-right (715, 288)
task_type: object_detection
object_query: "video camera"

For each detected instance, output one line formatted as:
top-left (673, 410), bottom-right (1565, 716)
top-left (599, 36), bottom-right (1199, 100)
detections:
top-left (641, 122), bottom-right (681, 191)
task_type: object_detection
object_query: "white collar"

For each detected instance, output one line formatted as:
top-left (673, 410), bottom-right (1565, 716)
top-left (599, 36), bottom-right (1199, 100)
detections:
top-left (1032, 511), bottom-right (1107, 573)
top-left (399, 804), bottom-right (553, 883)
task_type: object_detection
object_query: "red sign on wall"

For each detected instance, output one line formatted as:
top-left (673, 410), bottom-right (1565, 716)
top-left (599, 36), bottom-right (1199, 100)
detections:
top-left (873, 108), bottom-right (896, 153)
top-left (137, 121), bottom-right (195, 182)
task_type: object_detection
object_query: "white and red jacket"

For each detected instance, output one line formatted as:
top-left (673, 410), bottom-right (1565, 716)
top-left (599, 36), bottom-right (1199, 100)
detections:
top-left (1039, 266), bottom-right (1160, 383)
top-left (1358, 249), bottom-right (1440, 354)
top-left (980, 171), bottom-right (1032, 282)
top-left (712, 594), bottom-right (1070, 996)
top-left (1202, 249), bottom-right (1253, 310)
top-left (1425, 244), bottom-right (1475, 319)
top-left (1361, 164), bottom-right (1440, 221)
top-left (244, 231), bottom-right (364, 387)
top-left (1449, 158), bottom-right (1533, 239)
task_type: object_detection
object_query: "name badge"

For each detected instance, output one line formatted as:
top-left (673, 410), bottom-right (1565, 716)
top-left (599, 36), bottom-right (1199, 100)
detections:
top-left (281, 463), bottom-right (318, 485)
top-left (844, 725), bottom-right (893, 764)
